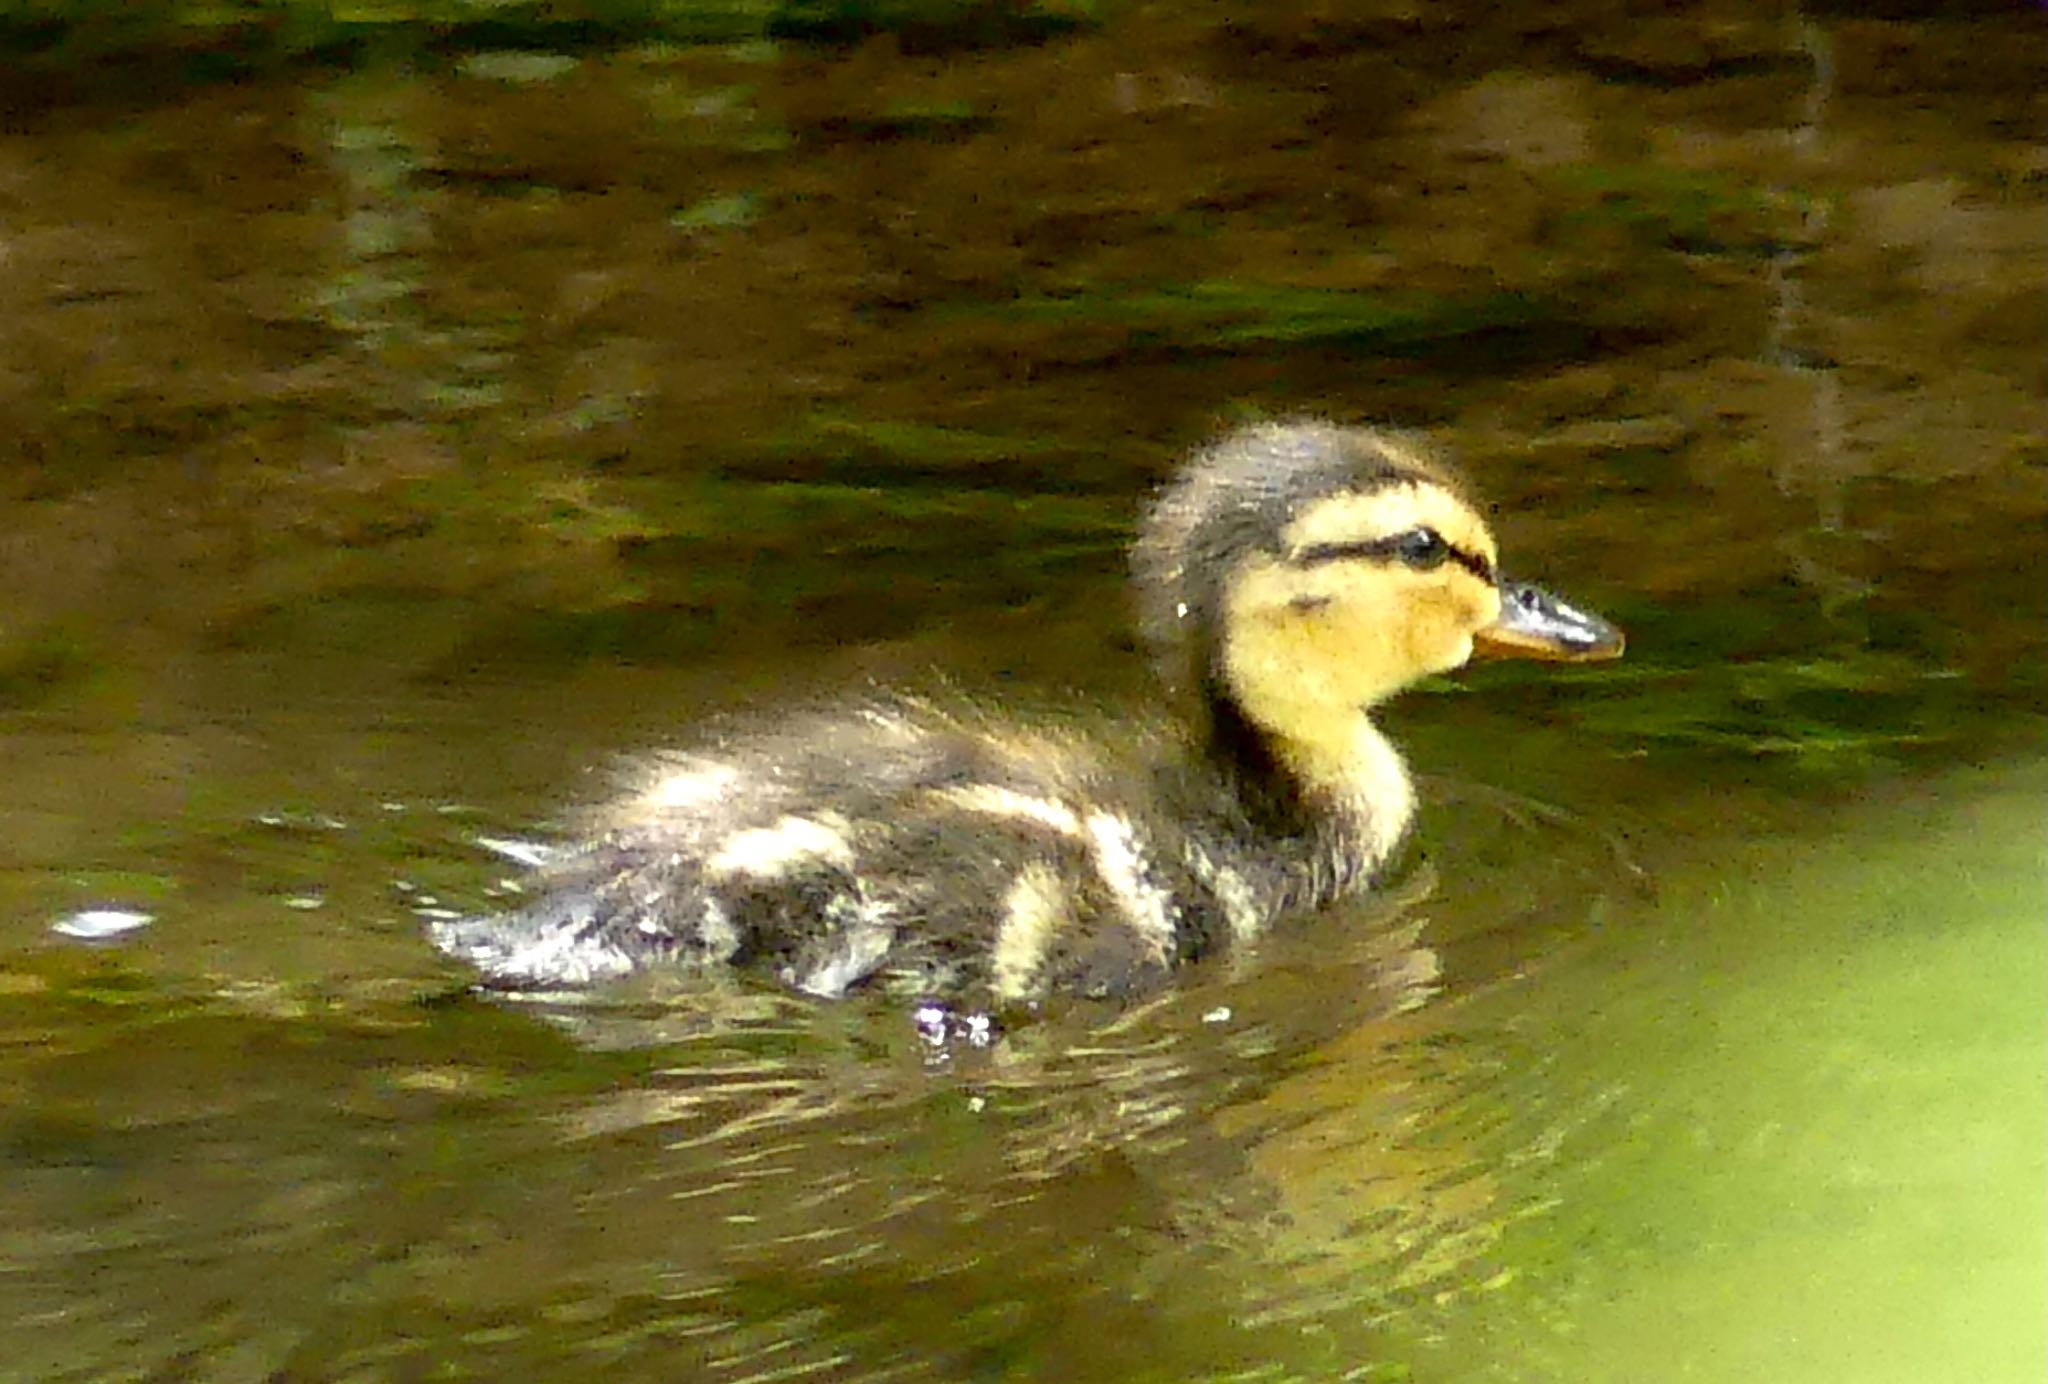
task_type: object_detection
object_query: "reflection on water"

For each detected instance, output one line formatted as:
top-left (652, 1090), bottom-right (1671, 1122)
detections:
top-left (7, 758), bottom-right (2038, 1380)
top-left (1, 2), bottom-right (2042, 1379)
top-left (0, 872), bottom-right (1500, 1380)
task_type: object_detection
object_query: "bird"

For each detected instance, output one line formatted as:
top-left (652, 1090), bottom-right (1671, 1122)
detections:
top-left (429, 420), bottom-right (1622, 1009)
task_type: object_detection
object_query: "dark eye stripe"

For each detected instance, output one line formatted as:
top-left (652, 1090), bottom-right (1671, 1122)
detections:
top-left (1290, 538), bottom-right (1496, 584)
top-left (1291, 537), bottom-right (1404, 565)
top-left (1447, 547), bottom-right (1496, 583)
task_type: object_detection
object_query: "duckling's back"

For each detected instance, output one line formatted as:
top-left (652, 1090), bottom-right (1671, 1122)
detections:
top-left (430, 695), bottom-right (1365, 1005)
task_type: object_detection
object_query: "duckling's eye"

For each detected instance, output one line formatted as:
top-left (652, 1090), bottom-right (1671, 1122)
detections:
top-left (1391, 527), bottom-right (1449, 570)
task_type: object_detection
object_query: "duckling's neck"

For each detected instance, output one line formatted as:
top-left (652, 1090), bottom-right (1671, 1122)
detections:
top-left (1202, 685), bottom-right (1414, 864)
top-left (1275, 711), bottom-right (1414, 867)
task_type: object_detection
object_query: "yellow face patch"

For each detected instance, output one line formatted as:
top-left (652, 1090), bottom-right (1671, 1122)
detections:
top-left (1217, 480), bottom-right (1505, 777)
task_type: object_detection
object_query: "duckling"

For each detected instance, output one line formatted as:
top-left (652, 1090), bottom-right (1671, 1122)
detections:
top-left (430, 421), bottom-right (1622, 1006)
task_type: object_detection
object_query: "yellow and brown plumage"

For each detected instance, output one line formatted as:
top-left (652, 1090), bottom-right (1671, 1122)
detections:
top-left (430, 421), bottom-right (1622, 1004)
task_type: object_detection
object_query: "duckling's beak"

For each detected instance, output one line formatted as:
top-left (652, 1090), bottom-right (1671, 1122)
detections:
top-left (1474, 580), bottom-right (1625, 662)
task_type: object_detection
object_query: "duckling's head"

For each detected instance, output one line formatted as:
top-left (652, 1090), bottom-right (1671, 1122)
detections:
top-left (1136, 421), bottom-right (1620, 802)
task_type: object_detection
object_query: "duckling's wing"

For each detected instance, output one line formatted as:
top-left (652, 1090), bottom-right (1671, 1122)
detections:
top-left (432, 701), bottom-right (1024, 994)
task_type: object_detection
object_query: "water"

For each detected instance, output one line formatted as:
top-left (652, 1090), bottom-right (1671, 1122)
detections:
top-left (1419, 764), bottom-right (2045, 1384)
top-left (1, 4), bottom-right (2043, 1379)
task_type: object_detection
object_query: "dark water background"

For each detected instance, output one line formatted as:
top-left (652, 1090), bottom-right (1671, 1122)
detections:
top-left (1, 3), bottom-right (2042, 1379)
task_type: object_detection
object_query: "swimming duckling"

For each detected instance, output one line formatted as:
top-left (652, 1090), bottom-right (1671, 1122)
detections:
top-left (430, 421), bottom-right (1622, 1005)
